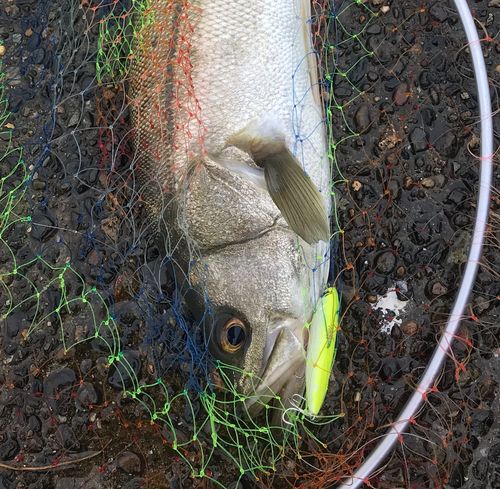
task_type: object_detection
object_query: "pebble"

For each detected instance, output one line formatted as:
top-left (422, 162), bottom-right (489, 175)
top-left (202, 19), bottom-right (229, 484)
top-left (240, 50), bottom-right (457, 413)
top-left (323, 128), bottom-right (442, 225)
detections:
top-left (393, 83), bottom-right (408, 106)
top-left (75, 382), bottom-right (98, 410)
top-left (351, 180), bottom-right (362, 192)
top-left (380, 5), bottom-right (390, 14)
top-left (432, 282), bottom-right (448, 296)
top-left (402, 320), bottom-right (418, 336)
top-left (80, 358), bottom-right (92, 374)
top-left (55, 424), bottom-right (79, 451)
top-left (123, 479), bottom-right (145, 489)
top-left (469, 134), bottom-right (480, 149)
top-left (44, 368), bottom-right (77, 410)
top-left (434, 130), bottom-right (459, 158)
top-left (107, 351), bottom-right (141, 390)
top-left (428, 86), bottom-right (440, 105)
top-left (409, 128), bottom-right (427, 153)
top-left (403, 177), bottom-right (414, 190)
top-left (375, 251), bottom-right (397, 274)
top-left (117, 451), bottom-right (141, 473)
top-left (354, 105), bottom-right (372, 134)
top-left (433, 174), bottom-right (446, 188)
top-left (430, 2), bottom-right (448, 22)
top-left (474, 296), bottom-right (490, 315)
top-left (421, 178), bottom-right (434, 188)
top-left (0, 436), bottom-right (19, 461)
top-left (0, 46), bottom-right (5, 56)
top-left (68, 110), bottom-right (80, 127)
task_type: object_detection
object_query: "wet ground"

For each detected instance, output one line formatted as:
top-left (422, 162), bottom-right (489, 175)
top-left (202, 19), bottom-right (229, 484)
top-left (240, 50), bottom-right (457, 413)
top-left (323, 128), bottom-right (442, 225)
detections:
top-left (0, 0), bottom-right (499, 488)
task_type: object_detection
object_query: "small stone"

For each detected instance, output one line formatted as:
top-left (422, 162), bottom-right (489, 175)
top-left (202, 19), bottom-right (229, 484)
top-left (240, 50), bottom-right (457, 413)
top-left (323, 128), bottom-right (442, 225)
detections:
top-left (55, 425), bottom-right (79, 451)
top-left (0, 270), bottom-right (13, 286)
top-left (117, 451), bottom-right (141, 473)
top-left (433, 174), bottom-right (446, 188)
top-left (75, 382), bottom-right (98, 410)
top-left (403, 177), bottom-right (414, 190)
top-left (402, 320), bottom-right (418, 336)
top-left (386, 152), bottom-right (398, 166)
top-left (490, 0), bottom-right (500, 7)
top-left (393, 83), bottom-right (408, 106)
top-left (80, 359), bottom-right (92, 374)
top-left (374, 96), bottom-right (380, 102)
top-left (430, 2), bottom-right (447, 22)
top-left (469, 134), bottom-right (480, 149)
top-left (25, 28), bottom-right (33, 37)
top-left (0, 45), bottom-right (5, 56)
top-left (75, 325), bottom-right (88, 342)
top-left (409, 127), bottom-right (427, 153)
top-left (68, 110), bottom-right (80, 127)
top-left (432, 282), bottom-right (448, 296)
top-left (434, 130), bottom-right (459, 158)
top-left (371, 0), bottom-right (383, 5)
top-left (460, 92), bottom-right (470, 100)
top-left (101, 215), bottom-right (120, 240)
top-left (378, 126), bottom-right (398, 151)
top-left (352, 180), bottom-right (362, 192)
top-left (428, 86), bottom-right (440, 105)
top-left (396, 266), bottom-right (405, 277)
top-left (375, 251), bottom-right (397, 274)
top-left (359, 15), bottom-right (366, 23)
top-left (367, 295), bottom-right (378, 303)
top-left (474, 296), bottom-right (489, 315)
top-left (380, 5), bottom-right (390, 13)
top-left (5, 5), bottom-right (20, 16)
top-left (354, 105), bottom-right (372, 134)
top-left (421, 178), bottom-right (435, 188)
top-left (11, 33), bottom-right (21, 43)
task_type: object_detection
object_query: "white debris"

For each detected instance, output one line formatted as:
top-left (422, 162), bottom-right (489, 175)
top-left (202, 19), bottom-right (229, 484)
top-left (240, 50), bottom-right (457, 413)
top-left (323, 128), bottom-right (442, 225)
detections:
top-left (373, 289), bottom-right (409, 333)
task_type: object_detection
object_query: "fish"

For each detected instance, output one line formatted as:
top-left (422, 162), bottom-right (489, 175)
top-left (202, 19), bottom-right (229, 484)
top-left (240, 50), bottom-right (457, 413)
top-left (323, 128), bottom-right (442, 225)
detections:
top-left (127, 0), bottom-right (332, 415)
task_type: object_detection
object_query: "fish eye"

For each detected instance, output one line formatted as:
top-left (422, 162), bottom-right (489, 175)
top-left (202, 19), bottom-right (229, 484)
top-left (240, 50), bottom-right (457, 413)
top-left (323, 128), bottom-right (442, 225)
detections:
top-left (220, 318), bottom-right (246, 353)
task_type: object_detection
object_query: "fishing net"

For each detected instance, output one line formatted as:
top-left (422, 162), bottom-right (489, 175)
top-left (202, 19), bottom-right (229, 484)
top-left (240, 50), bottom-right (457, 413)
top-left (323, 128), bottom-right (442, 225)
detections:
top-left (0, 0), bottom-right (498, 488)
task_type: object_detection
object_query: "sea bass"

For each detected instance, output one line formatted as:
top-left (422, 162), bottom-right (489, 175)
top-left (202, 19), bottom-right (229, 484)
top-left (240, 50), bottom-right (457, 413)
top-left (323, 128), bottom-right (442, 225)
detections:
top-left (128, 0), bottom-right (332, 414)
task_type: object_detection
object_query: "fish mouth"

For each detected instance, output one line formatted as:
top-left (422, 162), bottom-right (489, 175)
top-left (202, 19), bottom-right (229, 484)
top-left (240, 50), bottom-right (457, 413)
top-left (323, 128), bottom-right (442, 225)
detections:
top-left (242, 318), bottom-right (307, 418)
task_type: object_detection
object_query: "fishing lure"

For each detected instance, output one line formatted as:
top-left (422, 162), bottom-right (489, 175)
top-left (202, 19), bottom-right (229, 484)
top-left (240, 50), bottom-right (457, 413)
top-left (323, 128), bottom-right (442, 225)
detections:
top-left (305, 287), bottom-right (340, 416)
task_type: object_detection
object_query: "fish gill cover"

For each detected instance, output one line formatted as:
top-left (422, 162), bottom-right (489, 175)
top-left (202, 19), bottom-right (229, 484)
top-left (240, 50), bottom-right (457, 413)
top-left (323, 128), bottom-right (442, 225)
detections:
top-left (0, 0), bottom-right (499, 488)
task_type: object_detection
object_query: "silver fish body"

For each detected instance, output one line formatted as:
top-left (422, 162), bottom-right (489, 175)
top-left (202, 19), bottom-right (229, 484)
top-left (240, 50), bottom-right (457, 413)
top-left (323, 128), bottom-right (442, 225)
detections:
top-left (129, 0), bottom-right (331, 413)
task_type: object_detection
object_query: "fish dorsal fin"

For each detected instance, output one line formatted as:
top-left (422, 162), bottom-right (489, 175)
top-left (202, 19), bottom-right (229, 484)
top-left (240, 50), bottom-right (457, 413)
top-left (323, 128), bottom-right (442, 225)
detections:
top-left (255, 140), bottom-right (329, 244)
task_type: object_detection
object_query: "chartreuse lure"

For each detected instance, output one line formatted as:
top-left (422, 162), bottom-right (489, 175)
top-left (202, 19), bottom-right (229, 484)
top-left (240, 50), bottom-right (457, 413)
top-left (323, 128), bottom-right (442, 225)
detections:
top-left (305, 287), bottom-right (340, 416)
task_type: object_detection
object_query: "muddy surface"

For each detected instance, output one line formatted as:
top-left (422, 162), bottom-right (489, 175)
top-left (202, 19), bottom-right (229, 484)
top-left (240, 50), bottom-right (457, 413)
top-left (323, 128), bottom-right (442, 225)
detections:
top-left (0, 0), bottom-right (499, 488)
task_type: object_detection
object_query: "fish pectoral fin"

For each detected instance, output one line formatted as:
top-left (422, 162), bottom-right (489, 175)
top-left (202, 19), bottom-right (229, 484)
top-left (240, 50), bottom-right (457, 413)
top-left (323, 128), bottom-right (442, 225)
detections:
top-left (257, 143), bottom-right (329, 244)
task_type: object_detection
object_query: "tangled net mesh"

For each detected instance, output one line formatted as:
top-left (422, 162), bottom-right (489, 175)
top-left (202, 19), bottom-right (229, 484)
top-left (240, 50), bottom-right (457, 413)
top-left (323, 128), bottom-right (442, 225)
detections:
top-left (0, 0), bottom-right (499, 488)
